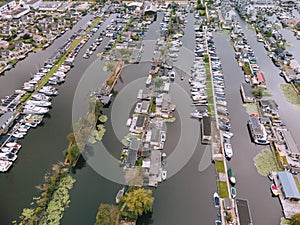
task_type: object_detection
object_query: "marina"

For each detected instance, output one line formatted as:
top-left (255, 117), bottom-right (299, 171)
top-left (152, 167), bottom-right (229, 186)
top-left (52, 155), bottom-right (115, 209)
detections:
top-left (1, 1), bottom-right (300, 224)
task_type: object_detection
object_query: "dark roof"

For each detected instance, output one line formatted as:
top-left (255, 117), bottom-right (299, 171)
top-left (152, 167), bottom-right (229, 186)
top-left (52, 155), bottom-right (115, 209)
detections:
top-left (126, 149), bottom-right (137, 167)
top-left (241, 83), bottom-right (254, 98)
top-left (202, 116), bottom-right (211, 136)
top-left (136, 115), bottom-right (146, 128)
top-left (249, 116), bottom-right (263, 136)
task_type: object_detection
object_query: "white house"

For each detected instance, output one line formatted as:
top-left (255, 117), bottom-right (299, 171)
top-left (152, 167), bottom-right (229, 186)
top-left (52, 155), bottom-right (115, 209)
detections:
top-left (0, 0), bottom-right (17, 15)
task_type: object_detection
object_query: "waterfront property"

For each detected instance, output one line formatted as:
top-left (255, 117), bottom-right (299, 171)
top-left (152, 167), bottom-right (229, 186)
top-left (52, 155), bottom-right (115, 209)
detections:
top-left (273, 171), bottom-right (300, 218)
top-left (240, 83), bottom-right (255, 103)
top-left (201, 116), bottom-right (212, 144)
top-left (247, 114), bottom-right (269, 145)
top-left (0, 111), bottom-right (18, 136)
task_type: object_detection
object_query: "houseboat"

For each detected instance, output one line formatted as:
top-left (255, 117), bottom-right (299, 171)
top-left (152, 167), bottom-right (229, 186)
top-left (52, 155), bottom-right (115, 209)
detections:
top-left (247, 115), bottom-right (269, 145)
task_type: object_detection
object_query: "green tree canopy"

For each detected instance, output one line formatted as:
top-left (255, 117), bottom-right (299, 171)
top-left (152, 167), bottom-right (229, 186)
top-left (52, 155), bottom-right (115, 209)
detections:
top-left (291, 214), bottom-right (300, 225)
top-left (123, 188), bottom-right (154, 217)
top-left (94, 204), bottom-right (118, 225)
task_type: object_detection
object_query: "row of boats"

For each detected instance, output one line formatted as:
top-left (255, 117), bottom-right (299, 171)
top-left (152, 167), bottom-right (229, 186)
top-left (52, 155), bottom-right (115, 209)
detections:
top-left (0, 15), bottom-right (107, 172)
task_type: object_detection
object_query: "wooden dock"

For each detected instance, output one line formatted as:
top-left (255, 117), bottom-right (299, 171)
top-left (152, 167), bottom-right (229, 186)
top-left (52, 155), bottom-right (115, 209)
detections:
top-left (100, 60), bottom-right (124, 95)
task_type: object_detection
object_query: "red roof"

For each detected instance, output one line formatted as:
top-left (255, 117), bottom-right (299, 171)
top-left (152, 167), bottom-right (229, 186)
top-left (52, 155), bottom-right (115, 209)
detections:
top-left (256, 71), bottom-right (265, 83)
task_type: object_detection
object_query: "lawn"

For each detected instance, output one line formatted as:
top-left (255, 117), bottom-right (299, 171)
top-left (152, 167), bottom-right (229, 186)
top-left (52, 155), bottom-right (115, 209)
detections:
top-left (205, 57), bottom-right (215, 116)
top-left (215, 160), bottom-right (225, 173)
top-left (218, 181), bottom-right (229, 198)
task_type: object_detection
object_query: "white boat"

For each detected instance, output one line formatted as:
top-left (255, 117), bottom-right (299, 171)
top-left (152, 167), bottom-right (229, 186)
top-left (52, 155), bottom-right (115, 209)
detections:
top-left (223, 131), bottom-right (234, 139)
top-left (18, 127), bottom-right (28, 133)
top-left (5, 142), bottom-right (21, 151)
top-left (12, 132), bottom-right (26, 138)
top-left (115, 187), bottom-right (125, 204)
top-left (224, 143), bottom-right (233, 158)
top-left (126, 118), bottom-right (132, 127)
top-left (231, 187), bottom-right (237, 198)
top-left (23, 105), bottom-right (49, 115)
top-left (32, 93), bottom-right (51, 101)
top-left (169, 71), bottom-right (175, 80)
top-left (146, 75), bottom-right (152, 85)
top-left (190, 111), bottom-right (206, 119)
top-left (0, 147), bottom-right (12, 153)
top-left (0, 160), bottom-right (13, 172)
top-left (38, 86), bottom-right (58, 96)
top-left (26, 100), bottom-right (51, 107)
top-left (0, 152), bottom-right (17, 161)
top-left (25, 122), bottom-right (38, 128)
top-left (162, 169), bottom-right (167, 181)
top-left (268, 171), bottom-right (274, 181)
top-left (213, 192), bottom-right (220, 207)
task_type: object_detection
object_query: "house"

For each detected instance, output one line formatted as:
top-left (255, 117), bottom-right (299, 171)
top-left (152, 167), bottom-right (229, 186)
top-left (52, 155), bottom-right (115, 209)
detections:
top-left (281, 0), bottom-right (296, 8)
top-left (277, 171), bottom-right (300, 200)
top-left (33, 34), bottom-right (44, 44)
top-left (220, 0), bottom-right (236, 24)
top-left (0, 0), bottom-right (17, 15)
top-left (129, 114), bottom-right (147, 133)
top-left (39, 1), bottom-right (62, 11)
top-left (252, 71), bottom-right (266, 88)
top-left (0, 111), bottom-right (17, 135)
top-left (0, 40), bottom-right (9, 49)
top-left (0, 50), bottom-right (14, 60)
top-left (22, 0), bottom-right (42, 10)
top-left (281, 130), bottom-right (300, 160)
top-left (252, 0), bottom-right (276, 8)
top-left (126, 138), bottom-right (141, 167)
top-left (149, 150), bottom-right (161, 186)
top-left (14, 42), bottom-right (25, 51)
top-left (240, 83), bottom-right (255, 103)
top-left (259, 99), bottom-right (279, 116)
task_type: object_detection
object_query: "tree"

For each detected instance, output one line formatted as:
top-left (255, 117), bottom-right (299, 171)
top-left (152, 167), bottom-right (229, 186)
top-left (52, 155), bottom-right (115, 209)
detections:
top-left (291, 214), bottom-right (300, 225)
top-left (123, 188), bottom-right (154, 217)
top-left (105, 61), bottom-right (116, 74)
top-left (67, 133), bottom-right (75, 144)
top-left (99, 115), bottom-right (108, 123)
top-left (94, 204), bottom-right (118, 225)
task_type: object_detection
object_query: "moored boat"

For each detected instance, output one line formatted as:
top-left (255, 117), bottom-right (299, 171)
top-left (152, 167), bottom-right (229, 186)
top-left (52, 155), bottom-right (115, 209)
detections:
top-left (162, 169), bottom-right (167, 181)
top-left (228, 168), bottom-right (236, 185)
top-left (0, 160), bottom-right (13, 172)
top-left (115, 187), bottom-right (125, 204)
top-left (213, 192), bottom-right (220, 207)
top-left (271, 184), bottom-right (280, 196)
top-left (231, 187), bottom-right (237, 198)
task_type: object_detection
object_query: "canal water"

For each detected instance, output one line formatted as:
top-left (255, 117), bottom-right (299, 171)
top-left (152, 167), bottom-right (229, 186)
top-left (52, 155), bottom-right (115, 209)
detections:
top-left (237, 15), bottom-right (300, 146)
top-left (213, 31), bottom-right (282, 225)
top-left (0, 13), bottom-right (113, 225)
top-left (62, 12), bottom-right (217, 225)
top-left (1, 10), bottom-right (295, 225)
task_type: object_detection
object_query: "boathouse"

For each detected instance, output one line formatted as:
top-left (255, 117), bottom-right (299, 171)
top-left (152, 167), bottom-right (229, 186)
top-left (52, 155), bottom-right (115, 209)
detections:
top-left (0, 111), bottom-right (17, 135)
top-left (201, 116), bottom-right (211, 144)
top-left (240, 83), bottom-right (255, 103)
top-left (277, 171), bottom-right (300, 200)
top-left (281, 130), bottom-right (300, 160)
